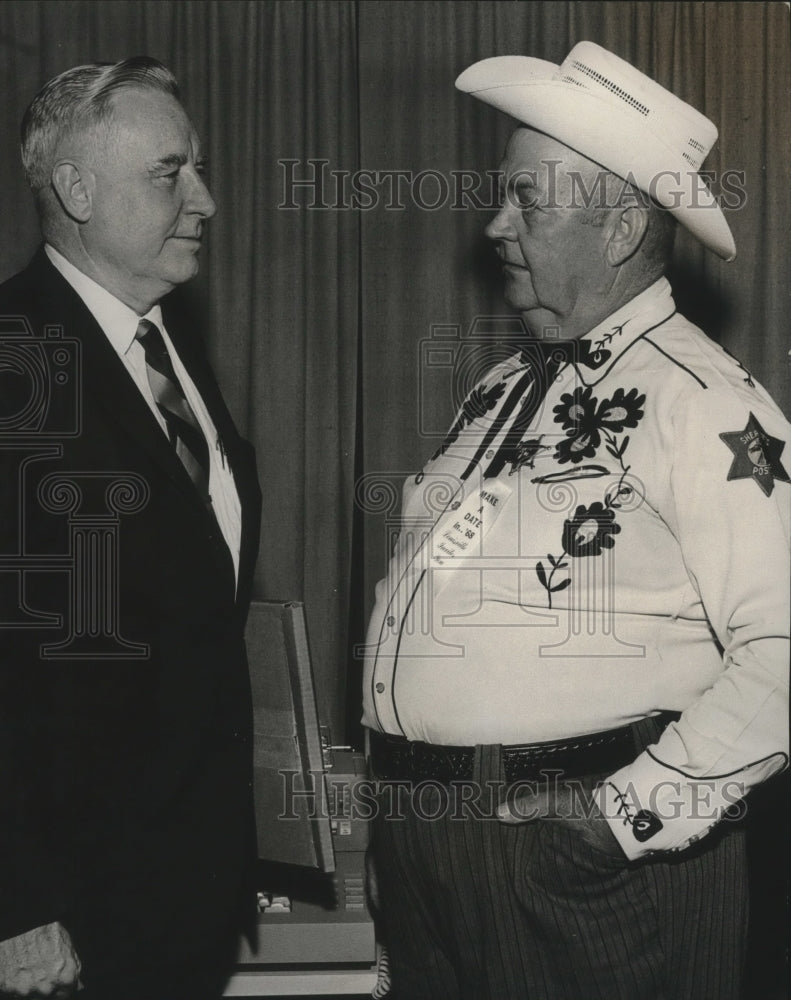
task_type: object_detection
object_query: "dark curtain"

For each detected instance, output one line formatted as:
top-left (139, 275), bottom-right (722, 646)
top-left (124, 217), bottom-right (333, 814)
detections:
top-left (0, 0), bottom-right (788, 761)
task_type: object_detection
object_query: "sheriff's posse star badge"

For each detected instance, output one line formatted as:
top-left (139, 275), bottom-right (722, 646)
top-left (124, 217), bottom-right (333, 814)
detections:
top-left (719, 413), bottom-right (790, 497)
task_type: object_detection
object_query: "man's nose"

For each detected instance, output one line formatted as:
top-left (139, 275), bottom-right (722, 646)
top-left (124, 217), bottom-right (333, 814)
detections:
top-left (187, 171), bottom-right (217, 219)
top-left (485, 203), bottom-right (517, 241)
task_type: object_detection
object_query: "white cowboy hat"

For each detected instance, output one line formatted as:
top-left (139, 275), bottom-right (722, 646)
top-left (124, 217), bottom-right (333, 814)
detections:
top-left (455, 41), bottom-right (736, 261)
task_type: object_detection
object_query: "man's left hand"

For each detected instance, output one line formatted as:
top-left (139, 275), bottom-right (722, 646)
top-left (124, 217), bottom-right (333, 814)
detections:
top-left (496, 781), bottom-right (626, 861)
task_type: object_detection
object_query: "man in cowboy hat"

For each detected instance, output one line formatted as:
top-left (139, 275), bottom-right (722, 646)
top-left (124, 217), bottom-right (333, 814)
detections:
top-left (363, 41), bottom-right (789, 998)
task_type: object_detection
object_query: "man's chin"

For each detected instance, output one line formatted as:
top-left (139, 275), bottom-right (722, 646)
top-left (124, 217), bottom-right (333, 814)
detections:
top-left (162, 256), bottom-right (201, 286)
top-left (500, 269), bottom-right (537, 308)
top-left (502, 284), bottom-right (539, 315)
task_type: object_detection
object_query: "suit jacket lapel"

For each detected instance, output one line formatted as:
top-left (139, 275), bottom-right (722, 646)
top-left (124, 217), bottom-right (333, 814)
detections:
top-left (28, 249), bottom-right (259, 599)
top-left (31, 250), bottom-right (220, 517)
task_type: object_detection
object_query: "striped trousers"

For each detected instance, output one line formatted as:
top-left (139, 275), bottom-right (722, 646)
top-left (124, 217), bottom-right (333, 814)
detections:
top-left (371, 746), bottom-right (747, 1000)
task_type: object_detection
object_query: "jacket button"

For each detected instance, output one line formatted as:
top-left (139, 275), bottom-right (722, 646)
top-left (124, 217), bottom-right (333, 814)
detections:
top-left (386, 615), bottom-right (396, 627)
top-left (375, 683), bottom-right (385, 694)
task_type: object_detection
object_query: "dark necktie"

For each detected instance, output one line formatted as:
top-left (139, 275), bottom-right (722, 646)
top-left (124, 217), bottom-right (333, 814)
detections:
top-left (481, 341), bottom-right (566, 479)
top-left (135, 318), bottom-right (212, 503)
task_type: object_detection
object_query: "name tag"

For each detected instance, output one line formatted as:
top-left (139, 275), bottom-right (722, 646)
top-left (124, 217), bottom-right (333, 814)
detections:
top-left (429, 478), bottom-right (512, 582)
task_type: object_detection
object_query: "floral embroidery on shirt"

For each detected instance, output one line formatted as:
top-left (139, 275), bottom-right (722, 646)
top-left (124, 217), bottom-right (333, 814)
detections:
top-left (431, 381), bottom-right (507, 461)
top-left (536, 385), bottom-right (644, 607)
top-left (553, 386), bottom-right (600, 463)
top-left (562, 502), bottom-right (620, 556)
top-left (536, 501), bottom-right (624, 606)
top-left (553, 386), bottom-right (645, 464)
top-left (536, 481), bottom-right (634, 607)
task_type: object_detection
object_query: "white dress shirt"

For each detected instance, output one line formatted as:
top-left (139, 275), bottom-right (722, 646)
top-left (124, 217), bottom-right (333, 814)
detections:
top-left (45, 244), bottom-right (242, 585)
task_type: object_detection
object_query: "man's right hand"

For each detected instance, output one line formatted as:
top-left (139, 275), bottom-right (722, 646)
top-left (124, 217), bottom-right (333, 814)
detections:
top-left (0, 922), bottom-right (82, 998)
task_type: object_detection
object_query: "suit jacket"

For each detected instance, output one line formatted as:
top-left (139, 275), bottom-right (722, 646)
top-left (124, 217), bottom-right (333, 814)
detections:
top-left (0, 248), bottom-right (262, 989)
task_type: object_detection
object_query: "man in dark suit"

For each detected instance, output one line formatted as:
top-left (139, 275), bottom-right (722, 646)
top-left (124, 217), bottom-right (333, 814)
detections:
top-left (0, 57), bottom-right (261, 999)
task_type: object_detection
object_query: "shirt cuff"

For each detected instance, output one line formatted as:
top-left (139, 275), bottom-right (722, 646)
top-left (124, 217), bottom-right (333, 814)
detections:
top-left (594, 749), bottom-right (784, 860)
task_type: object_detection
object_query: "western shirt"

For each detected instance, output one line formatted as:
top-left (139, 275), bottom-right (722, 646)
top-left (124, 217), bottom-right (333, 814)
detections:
top-left (362, 277), bottom-right (790, 857)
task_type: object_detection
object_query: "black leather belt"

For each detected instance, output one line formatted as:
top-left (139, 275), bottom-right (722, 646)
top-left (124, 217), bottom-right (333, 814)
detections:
top-left (369, 715), bottom-right (679, 785)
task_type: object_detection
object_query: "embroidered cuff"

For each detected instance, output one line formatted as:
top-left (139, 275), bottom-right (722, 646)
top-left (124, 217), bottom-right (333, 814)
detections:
top-left (594, 752), bottom-right (753, 859)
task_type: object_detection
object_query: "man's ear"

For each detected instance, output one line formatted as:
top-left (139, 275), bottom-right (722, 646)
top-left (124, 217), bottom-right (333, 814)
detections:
top-left (605, 205), bottom-right (649, 266)
top-left (51, 161), bottom-right (94, 223)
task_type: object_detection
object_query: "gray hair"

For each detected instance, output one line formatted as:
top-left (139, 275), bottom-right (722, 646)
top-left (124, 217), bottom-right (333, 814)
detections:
top-left (640, 200), bottom-right (677, 267)
top-left (21, 55), bottom-right (179, 192)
